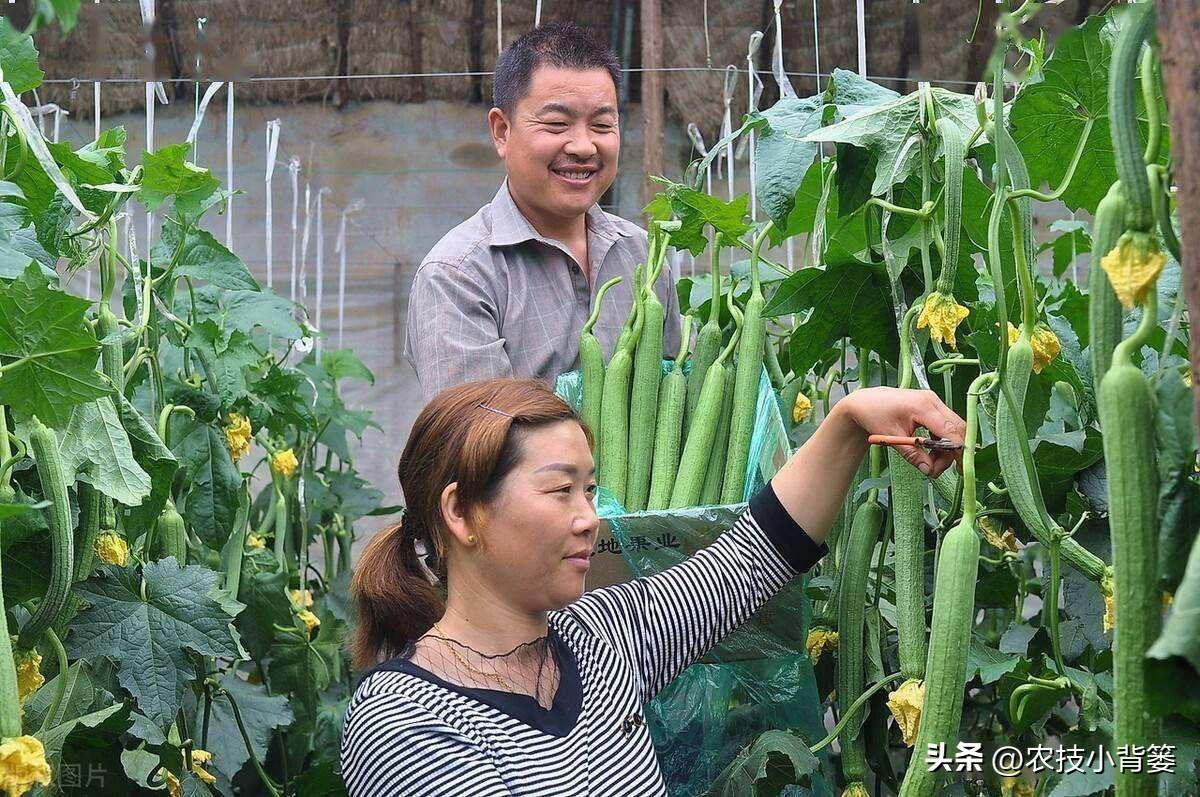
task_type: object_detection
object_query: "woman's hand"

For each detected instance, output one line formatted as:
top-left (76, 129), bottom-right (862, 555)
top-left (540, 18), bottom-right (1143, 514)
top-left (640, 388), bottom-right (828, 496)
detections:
top-left (841, 386), bottom-right (967, 477)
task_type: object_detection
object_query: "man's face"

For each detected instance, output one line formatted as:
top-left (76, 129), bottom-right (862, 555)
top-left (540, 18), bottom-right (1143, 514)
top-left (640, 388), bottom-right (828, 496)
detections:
top-left (489, 66), bottom-right (620, 223)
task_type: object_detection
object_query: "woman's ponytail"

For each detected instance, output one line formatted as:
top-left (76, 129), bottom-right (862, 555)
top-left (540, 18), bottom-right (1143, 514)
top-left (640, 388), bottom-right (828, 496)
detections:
top-left (350, 517), bottom-right (444, 669)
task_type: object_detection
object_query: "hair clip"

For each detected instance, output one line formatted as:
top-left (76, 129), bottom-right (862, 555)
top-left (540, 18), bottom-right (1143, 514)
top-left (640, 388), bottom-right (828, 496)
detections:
top-left (476, 402), bottom-right (515, 419)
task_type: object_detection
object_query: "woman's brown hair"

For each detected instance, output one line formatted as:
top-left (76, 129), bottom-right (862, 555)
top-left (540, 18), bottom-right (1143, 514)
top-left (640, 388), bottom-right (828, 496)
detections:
top-left (350, 377), bottom-right (590, 669)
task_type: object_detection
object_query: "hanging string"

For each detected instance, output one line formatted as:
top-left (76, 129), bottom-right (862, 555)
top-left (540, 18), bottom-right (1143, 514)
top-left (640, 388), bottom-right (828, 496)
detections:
top-left (856, 0), bottom-right (867, 77)
top-left (264, 120), bottom-right (281, 291)
top-left (811, 0), bottom-right (823, 95)
top-left (702, 0), bottom-right (712, 68)
top-left (746, 32), bottom-right (763, 221)
top-left (771, 0), bottom-right (796, 99)
top-left (314, 187), bottom-right (330, 360)
top-left (185, 81), bottom-right (225, 146)
top-left (497, 0), bottom-right (503, 55)
top-left (534, 0), bottom-right (542, 27)
top-left (336, 199), bottom-right (365, 348)
top-left (226, 82), bottom-right (235, 247)
top-left (288, 156), bottom-right (301, 304)
top-left (298, 181), bottom-right (313, 313)
top-left (721, 65), bottom-right (737, 200)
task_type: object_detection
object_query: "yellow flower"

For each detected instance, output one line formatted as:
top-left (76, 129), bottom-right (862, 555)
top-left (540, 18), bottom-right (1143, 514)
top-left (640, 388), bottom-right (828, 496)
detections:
top-left (0, 735), bottom-right (52, 797)
top-left (805, 627), bottom-right (838, 665)
top-left (246, 534), bottom-right (266, 550)
top-left (886, 678), bottom-right (926, 747)
top-left (1164, 592), bottom-right (1174, 612)
top-left (1007, 322), bottom-right (1020, 347)
top-left (224, 413), bottom-right (252, 460)
top-left (843, 783), bottom-right (870, 797)
top-left (297, 610), bottom-right (320, 635)
top-left (979, 517), bottom-right (1020, 555)
top-left (1030, 325), bottom-right (1061, 374)
top-left (13, 649), bottom-right (42, 705)
top-left (791, 391), bottom-right (813, 424)
top-left (1102, 580), bottom-right (1115, 634)
top-left (189, 749), bottom-right (216, 786)
top-left (1002, 775), bottom-right (1037, 797)
top-left (164, 749), bottom-right (217, 797)
top-left (1100, 231), bottom-right (1166, 310)
top-left (917, 292), bottom-right (970, 348)
top-left (289, 588), bottom-right (314, 609)
top-left (94, 533), bottom-right (129, 567)
top-left (270, 448), bottom-right (299, 478)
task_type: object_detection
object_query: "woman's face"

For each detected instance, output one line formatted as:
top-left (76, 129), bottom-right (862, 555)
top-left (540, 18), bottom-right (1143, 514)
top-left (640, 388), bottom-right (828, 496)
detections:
top-left (476, 421), bottom-right (600, 612)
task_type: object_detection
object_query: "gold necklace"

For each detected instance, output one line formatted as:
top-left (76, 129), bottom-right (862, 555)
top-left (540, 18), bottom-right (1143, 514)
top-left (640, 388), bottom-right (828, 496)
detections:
top-left (430, 622), bottom-right (525, 693)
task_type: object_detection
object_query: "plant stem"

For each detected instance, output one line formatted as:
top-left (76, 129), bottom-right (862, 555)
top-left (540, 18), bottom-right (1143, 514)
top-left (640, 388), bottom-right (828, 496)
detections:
top-left (219, 688), bottom-right (283, 797)
top-left (1006, 118), bottom-right (1094, 203)
top-left (809, 672), bottom-right (904, 753)
top-left (41, 627), bottom-right (69, 733)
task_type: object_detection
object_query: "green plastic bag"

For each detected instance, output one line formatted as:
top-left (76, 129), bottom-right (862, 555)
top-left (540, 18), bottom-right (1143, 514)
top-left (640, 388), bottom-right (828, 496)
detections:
top-left (554, 365), bottom-right (835, 796)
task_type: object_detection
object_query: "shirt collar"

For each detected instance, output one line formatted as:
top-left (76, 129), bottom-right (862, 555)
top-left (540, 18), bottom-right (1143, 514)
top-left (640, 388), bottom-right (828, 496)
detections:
top-left (488, 176), bottom-right (632, 248)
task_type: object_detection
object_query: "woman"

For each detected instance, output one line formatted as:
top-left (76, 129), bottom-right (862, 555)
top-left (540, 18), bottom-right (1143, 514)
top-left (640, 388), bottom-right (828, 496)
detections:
top-left (340, 377), bottom-right (963, 796)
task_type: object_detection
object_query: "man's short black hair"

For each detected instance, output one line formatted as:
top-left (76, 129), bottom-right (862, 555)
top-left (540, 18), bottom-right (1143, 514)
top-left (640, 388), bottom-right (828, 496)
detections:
top-left (492, 21), bottom-right (621, 116)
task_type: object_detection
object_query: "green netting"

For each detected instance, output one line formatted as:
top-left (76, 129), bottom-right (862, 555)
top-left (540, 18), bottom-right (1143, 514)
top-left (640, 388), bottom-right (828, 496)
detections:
top-left (554, 364), bottom-right (835, 796)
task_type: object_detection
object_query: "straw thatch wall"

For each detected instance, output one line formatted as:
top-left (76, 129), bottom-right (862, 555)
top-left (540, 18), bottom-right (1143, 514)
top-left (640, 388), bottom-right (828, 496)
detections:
top-left (30, 0), bottom-right (1111, 132)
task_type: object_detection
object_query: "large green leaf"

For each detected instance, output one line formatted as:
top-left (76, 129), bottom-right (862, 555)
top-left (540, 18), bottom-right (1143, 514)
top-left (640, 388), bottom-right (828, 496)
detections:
top-left (187, 320), bottom-right (261, 406)
top-left (646, 178), bottom-right (749, 256)
top-left (318, 348), bottom-right (375, 384)
top-left (171, 415), bottom-right (241, 547)
top-left (117, 392), bottom-right (178, 539)
top-left (235, 567), bottom-right (293, 661)
top-left (1010, 7), bottom-right (1167, 214)
top-left (197, 671), bottom-right (294, 781)
top-left (966, 639), bottom-right (1021, 685)
top-left (137, 144), bottom-right (220, 217)
top-left (1156, 370), bottom-right (1200, 593)
top-left (1149, 530), bottom-right (1200, 677)
top-left (191, 283), bottom-right (303, 349)
top-left (152, 220), bottom-right (258, 291)
top-left (59, 396), bottom-right (151, 506)
top-left (765, 260), bottom-right (897, 375)
top-left (823, 68), bottom-right (900, 121)
top-left (0, 200), bottom-right (55, 278)
top-left (268, 612), bottom-right (343, 714)
top-left (0, 18), bottom-right (44, 93)
top-left (805, 87), bottom-right (978, 195)
top-left (751, 96), bottom-right (825, 233)
top-left (67, 560), bottom-right (240, 727)
top-left (36, 702), bottom-right (131, 790)
top-left (708, 729), bottom-right (818, 796)
top-left (0, 262), bottom-right (109, 426)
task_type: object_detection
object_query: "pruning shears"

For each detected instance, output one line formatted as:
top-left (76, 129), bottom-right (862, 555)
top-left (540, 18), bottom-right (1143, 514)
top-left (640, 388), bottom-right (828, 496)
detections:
top-left (867, 434), bottom-right (966, 452)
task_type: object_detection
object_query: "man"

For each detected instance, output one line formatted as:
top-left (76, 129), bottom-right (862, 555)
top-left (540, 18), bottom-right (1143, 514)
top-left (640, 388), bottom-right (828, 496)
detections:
top-left (403, 21), bottom-right (682, 401)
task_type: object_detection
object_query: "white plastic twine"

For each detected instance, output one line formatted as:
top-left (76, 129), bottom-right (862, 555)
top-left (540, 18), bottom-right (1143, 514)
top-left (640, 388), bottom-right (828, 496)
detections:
top-left (811, 0), bottom-right (822, 95)
top-left (336, 199), bottom-right (365, 348)
top-left (745, 32), bottom-right (764, 221)
top-left (856, 0), bottom-right (867, 77)
top-left (264, 120), bottom-right (281, 290)
top-left (93, 82), bottom-right (100, 139)
top-left (771, 1), bottom-right (796, 100)
top-left (497, 0), bottom-right (503, 54)
top-left (314, 187), bottom-right (331, 360)
top-left (225, 83), bottom-right (234, 247)
top-left (298, 182), bottom-right (313, 314)
top-left (721, 65), bottom-right (738, 200)
top-left (185, 81), bottom-right (225, 147)
top-left (287, 156), bottom-right (301, 304)
top-left (534, 0), bottom-right (542, 27)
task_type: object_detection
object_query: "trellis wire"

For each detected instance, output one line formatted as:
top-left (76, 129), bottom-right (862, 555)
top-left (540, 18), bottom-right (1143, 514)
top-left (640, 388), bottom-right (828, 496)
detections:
top-left (226, 83), bottom-right (234, 247)
top-left (288, 156), bottom-right (301, 304)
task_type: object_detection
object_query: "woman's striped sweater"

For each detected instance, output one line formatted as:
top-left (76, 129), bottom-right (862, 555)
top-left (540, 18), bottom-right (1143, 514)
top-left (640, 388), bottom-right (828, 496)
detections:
top-left (340, 481), bottom-right (826, 795)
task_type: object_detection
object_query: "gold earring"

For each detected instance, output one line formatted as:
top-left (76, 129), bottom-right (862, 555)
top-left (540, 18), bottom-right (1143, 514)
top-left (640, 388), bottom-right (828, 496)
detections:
top-left (466, 534), bottom-right (477, 546)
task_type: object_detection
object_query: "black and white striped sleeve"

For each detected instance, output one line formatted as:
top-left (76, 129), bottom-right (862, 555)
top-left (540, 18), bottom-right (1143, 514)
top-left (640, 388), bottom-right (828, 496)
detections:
top-left (340, 681), bottom-right (512, 796)
top-left (562, 479), bottom-right (826, 704)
